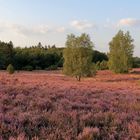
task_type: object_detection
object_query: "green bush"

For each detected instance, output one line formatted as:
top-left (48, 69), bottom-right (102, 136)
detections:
top-left (45, 65), bottom-right (58, 71)
top-left (133, 57), bottom-right (140, 68)
top-left (23, 65), bottom-right (33, 71)
top-left (7, 64), bottom-right (15, 74)
top-left (95, 61), bottom-right (108, 70)
top-left (100, 60), bottom-right (108, 70)
top-left (35, 66), bottom-right (42, 70)
top-left (57, 57), bottom-right (64, 67)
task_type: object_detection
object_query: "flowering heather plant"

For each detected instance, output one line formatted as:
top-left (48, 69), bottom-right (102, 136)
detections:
top-left (0, 69), bottom-right (140, 139)
top-left (78, 127), bottom-right (99, 140)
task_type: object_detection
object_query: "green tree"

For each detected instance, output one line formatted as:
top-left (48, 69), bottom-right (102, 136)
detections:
top-left (108, 30), bottom-right (134, 73)
top-left (63, 33), bottom-right (95, 81)
top-left (0, 41), bottom-right (13, 69)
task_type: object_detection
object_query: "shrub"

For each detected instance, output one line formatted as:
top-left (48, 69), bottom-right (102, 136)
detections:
top-left (57, 57), bottom-right (64, 67)
top-left (133, 57), bottom-right (140, 68)
top-left (35, 66), bottom-right (42, 70)
top-left (6, 64), bottom-right (15, 74)
top-left (96, 61), bottom-right (108, 70)
top-left (96, 61), bottom-right (101, 70)
top-left (23, 65), bottom-right (33, 71)
top-left (45, 65), bottom-right (58, 71)
top-left (100, 60), bottom-right (108, 70)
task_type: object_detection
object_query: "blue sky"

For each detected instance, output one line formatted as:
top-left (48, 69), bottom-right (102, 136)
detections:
top-left (0, 0), bottom-right (140, 56)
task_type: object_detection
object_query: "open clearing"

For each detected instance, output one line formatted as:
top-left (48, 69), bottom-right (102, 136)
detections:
top-left (0, 69), bottom-right (140, 139)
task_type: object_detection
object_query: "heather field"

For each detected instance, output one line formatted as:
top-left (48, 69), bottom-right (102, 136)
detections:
top-left (0, 69), bottom-right (140, 140)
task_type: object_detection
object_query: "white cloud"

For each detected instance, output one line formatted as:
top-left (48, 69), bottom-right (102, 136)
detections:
top-left (0, 21), bottom-right (68, 37)
top-left (70, 20), bottom-right (95, 30)
top-left (56, 27), bottom-right (65, 33)
top-left (0, 21), bottom-right (51, 36)
top-left (0, 20), bottom-right (68, 47)
top-left (118, 18), bottom-right (140, 27)
top-left (35, 25), bottom-right (50, 34)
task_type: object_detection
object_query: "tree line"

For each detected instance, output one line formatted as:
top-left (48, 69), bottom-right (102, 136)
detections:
top-left (0, 30), bottom-right (140, 79)
top-left (0, 41), bottom-right (108, 71)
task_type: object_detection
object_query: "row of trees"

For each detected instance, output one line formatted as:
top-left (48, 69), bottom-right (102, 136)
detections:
top-left (0, 42), bottom-right (63, 70)
top-left (0, 30), bottom-right (139, 80)
top-left (0, 41), bottom-right (108, 71)
top-left (63, 30), bottom-right (135, 81)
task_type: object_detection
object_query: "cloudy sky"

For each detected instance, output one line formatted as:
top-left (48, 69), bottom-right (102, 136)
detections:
top-left (0, 0), bottom-right (140, 56)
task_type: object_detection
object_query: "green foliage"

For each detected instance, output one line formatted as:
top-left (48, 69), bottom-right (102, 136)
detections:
top-left (92, 50), bottom-right (108, 63)
top-left (45, 65), bottom-right (58, 71)
top-left (63, 33), bottom-right (94, 81)
top-left (0, 41), bottom-right (13, 69)
top-left (7, 64), bottom-right (15, 74)
top-left (23, 65), bottom-right (33, 71)
top-left (108, 30), bottom-right (134, 73)
top-left (95, 60), bottom-right (108, 70)
top-left (95, 61), bottom-right (101, 70)
top-left (0, 40), bottom-right (110, 72)
top-left (57, 57), bottom-right (64, 67)
top-left (90, 63), bottom-right (97, 76)
top-left (133, 57), bottom-right (140, 68)
top-left (35, 66), bottom-right (42, 70)
top-left (100, 60), bottom-right (108, 70)
top-left (13, 45), bottom-right (63, 70)
top-left (0, 33), bottom-right (136, 73)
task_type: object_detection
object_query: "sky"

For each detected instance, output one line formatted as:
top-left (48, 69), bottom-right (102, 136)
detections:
top-left (0, 0), bottom-right (140, 56)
